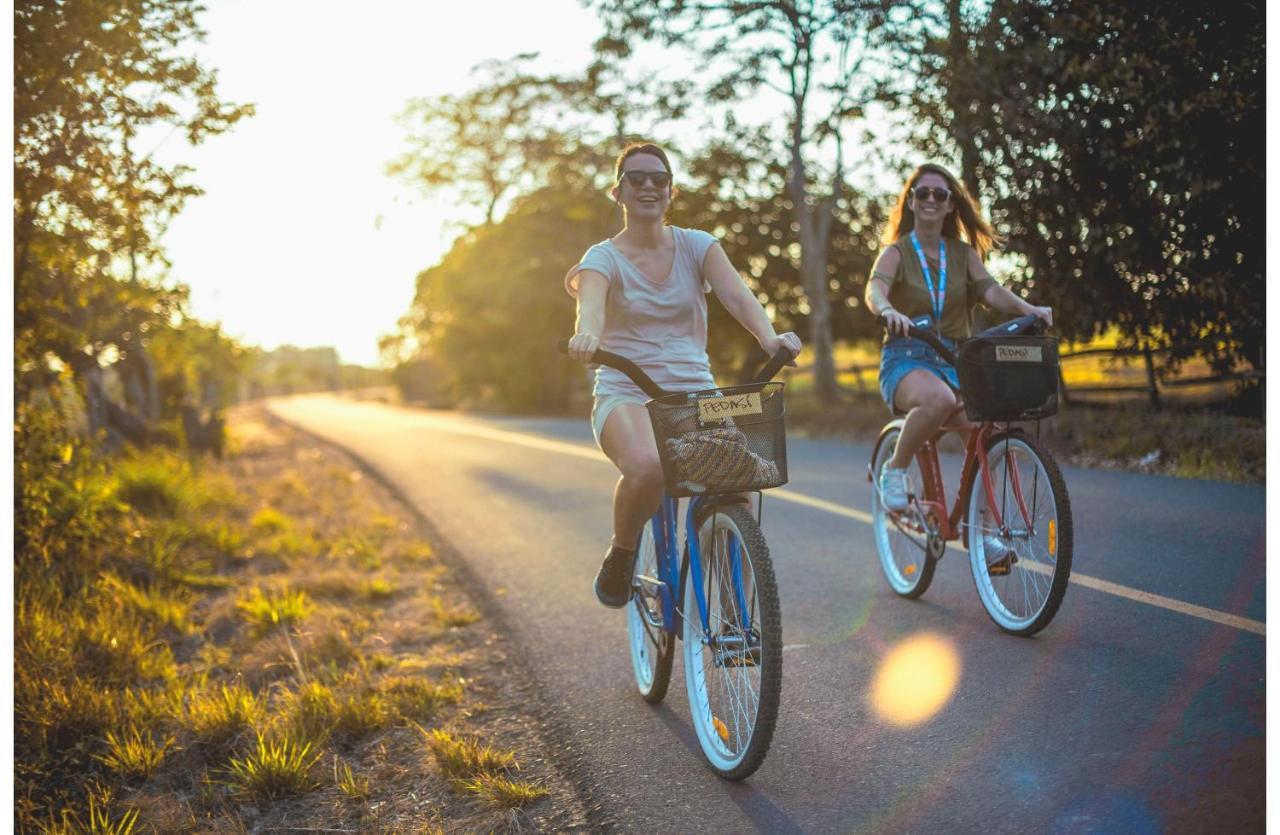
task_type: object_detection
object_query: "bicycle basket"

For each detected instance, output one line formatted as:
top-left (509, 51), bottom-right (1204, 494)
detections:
top-left (956, 335), bottom-right (1060, 421)
top-left (647, 382), bottom-right (788, 497)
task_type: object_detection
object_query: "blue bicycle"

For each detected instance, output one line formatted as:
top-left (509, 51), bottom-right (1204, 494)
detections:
top-left (561, 343), bottom-right (794, 780)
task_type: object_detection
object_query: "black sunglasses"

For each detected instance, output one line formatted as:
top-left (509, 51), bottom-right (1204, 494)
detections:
top-left (619, 170), bottom-right (672, 188)
top-left (912, 185), bottom-right (951, 203)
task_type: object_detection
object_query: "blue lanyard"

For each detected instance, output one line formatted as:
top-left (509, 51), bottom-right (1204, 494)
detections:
top-left (909, 231), bottom-right (947, 327)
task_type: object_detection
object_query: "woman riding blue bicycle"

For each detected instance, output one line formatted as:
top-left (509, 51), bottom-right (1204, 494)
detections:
top-left (565, 141), bottom-right (801, 608)
top-left (864, 163), bottom-right (1052, 515)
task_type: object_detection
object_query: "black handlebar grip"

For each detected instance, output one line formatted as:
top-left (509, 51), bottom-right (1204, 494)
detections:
top-left (878, 313), bottom-right (958, 366)
top-left (754, 347), bottom-right (798, 384)
top-left (557, 339), bottom-right (668, 399)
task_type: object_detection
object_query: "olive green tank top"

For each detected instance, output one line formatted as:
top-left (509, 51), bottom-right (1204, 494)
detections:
top-left (875, 235), bottom-right (997, 341)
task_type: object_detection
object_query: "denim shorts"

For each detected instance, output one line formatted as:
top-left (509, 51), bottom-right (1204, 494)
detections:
top-left (878, 336), bottom-right (960, 411)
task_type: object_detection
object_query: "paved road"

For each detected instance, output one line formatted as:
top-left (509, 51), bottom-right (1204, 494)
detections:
top-left (268, 395), bottom-right (1265, 833)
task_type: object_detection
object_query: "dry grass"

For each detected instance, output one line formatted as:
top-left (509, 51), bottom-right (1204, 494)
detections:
top-left (15, 404), bottom-right (581, 832)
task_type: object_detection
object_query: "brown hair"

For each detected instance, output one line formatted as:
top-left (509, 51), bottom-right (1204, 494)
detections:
top-left (614, 142), bottom-right (673, 182)
top-left (882, 163), bottom-right (1002, 260)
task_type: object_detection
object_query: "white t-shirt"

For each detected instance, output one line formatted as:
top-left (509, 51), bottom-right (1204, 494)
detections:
top-left (565, 226), bottom-right (719, 399)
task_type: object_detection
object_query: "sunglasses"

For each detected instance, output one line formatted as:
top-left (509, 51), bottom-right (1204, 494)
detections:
top-left (912, 185), bottom-right (951, 203)
top-left (619, 170), bottom-right (672, 188)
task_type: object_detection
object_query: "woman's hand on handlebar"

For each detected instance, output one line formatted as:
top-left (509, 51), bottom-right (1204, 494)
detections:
top-left (567, 332), bottom-right (599, 363)
top-left (761, 332), bottom-right (802, 365)
top-left (881, 309), bottom-right (913, 337)
top-left (1028, 305), bottom-right (1053, 328)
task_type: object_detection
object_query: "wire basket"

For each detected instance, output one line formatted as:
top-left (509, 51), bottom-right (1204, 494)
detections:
top-left (647, 382), bottom-right (788, 498)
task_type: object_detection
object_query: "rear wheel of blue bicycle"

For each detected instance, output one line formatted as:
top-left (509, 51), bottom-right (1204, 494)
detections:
top-left (627, 523), bottom-right (674, 702)
top-left (681, 501), bottom-right (781, 780)
top-left (967, 430), bottom-right (1073, 636)
top-left (871, 423), bottom-right (938, 598)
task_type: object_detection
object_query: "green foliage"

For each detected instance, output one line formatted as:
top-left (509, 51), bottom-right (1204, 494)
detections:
top-left (422, 728), bottom-right (517, 780)
top-left (333, 757), bottom-right (371, 801)
top-left (906, 0), bottom-right (1263, 376)
top-left (236, 586), bottom-right (315, 636)
top-left (186, 683), bottom-right (265, 750)
top-left (383, 677), bottom-right (466, 722)
top-left (96, 726), bottom-right (175, 780)
top-left (15, 0), bottom-right (253, 417)
top-left (223, 733), bottom-right (322, 800)
top-left (390, 184), bottom-right (615, 410)
top-left (459, 773), bottom-right (549, 809)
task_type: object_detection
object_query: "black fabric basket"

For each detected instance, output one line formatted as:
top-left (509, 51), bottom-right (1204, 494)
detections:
top-left (646, 383), bottom-right (788, 497)
top-left (956, 335), bottom-right (1060, 421)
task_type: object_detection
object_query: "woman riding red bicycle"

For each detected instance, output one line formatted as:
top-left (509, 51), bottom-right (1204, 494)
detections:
top-left (864, 163), bottom-right (1052, 517)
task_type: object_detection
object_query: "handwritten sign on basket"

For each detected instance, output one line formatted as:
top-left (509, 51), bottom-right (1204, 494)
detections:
top-left (995, 345), bottom-right (1043, 363)
top-left (697, 392), bottom-right (763, 423)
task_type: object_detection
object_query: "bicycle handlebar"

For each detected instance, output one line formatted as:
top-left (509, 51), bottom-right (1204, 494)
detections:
top-left (879, 313), bottom-right (1047, 367)
top-left (557, 340), bottom-right (797, 399)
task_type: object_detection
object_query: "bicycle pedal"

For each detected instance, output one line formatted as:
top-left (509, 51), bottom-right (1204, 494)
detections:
top-left (714, 628), bottom-right (761, 667)
top-left (987, 553), bottom-right (1018, 576)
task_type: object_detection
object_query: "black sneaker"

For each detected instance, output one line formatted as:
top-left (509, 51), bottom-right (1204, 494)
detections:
top-left (594, 546), bottom-right (636, 608)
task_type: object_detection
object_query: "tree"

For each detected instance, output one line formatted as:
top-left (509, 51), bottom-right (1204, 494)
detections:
top-left (14, 0), bottom-right (252, 437)
top-left (589, 0), bottom-right (895, 403)
top-left (390, 185), bottom-right (618, 411)
top-left (904, 0), bottom-right (1264, 374)
top-left (388, 54), bottom-right (573, 227)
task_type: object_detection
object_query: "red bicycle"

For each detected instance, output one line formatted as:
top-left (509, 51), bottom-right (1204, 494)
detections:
top-left (868, 316), bottom-right (1073, 636)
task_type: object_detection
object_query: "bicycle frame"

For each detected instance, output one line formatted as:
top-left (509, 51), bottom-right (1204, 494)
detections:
top-left (907, 422), bottom-right (1030, 542)
top-left (632, 494), bottom-right (752, 640)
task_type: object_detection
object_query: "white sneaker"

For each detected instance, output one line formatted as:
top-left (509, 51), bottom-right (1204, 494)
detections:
top-left (878, 466), bottom-right (911, 511)
top-left (982, 535), bottom-right (1017, 575)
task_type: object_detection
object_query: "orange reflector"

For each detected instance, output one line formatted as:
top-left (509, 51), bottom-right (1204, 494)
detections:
top-left (1048, 520), bottom-right (1057, 556)
top-left (713, 716), bottom-right (729, 742)
top-left (904, 564), bottom-right (917, 576)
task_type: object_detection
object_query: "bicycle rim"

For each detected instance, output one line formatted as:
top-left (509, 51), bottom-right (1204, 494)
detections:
top-left (967, 432), bottom-right (1073, 635)
top-left (628, 523), bottom-right (673, 701)
top-left (682, 504), bottom-right (780, 780)
top-left (871, 427), bottom-right (936, 597)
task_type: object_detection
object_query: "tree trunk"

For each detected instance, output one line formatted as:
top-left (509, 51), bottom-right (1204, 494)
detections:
top-left (788, 148), bottom-right (840, 404)
top-left (947, 0), bottom-right (981, 199)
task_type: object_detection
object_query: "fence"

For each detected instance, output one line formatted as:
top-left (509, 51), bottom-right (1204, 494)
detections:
top-left (786, 343), bottom-right (1263, 410)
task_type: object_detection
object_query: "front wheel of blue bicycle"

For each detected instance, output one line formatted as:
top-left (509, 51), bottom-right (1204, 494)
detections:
top-left (682, 501), bottom-right (781, 780)
top-left (627, 522), bottom-right (674, 702)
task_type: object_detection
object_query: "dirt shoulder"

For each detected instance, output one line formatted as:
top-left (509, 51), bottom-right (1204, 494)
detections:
top-left (206, 405), bottom-right (594, 832)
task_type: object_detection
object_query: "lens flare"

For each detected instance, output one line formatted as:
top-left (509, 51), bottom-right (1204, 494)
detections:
top-left (868, 632), bottom-right (961, 726)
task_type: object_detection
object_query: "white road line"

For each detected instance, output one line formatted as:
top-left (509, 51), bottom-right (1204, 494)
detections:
top-left (347, 409), bottom-right (1265, 638)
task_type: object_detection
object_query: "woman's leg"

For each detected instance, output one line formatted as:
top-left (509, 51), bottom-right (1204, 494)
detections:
top-left (599, 403), bottom-right (665, 550)
top-left (886, 370), bottom-right (964, 470)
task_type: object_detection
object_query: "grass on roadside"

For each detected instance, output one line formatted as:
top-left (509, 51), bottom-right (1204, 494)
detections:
top-left (15, 403), bottom-right (556, 833)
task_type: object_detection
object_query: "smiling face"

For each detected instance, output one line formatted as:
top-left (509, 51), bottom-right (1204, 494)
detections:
top-left (907, 171), bottom-right (954, 225)
top-left (611, 152), bottom-right (673, 220)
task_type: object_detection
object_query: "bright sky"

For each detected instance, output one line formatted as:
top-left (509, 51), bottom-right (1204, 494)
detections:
top-left (155, 0), bottom-right (604, 367)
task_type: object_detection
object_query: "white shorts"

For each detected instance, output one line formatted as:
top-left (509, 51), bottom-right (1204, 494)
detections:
top-left (591, 393), bottom-right (649, 450)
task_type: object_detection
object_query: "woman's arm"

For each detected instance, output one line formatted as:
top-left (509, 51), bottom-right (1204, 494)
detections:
top-left (567, 269), bottom-right (609, 362)
top-left (703, 243), bottom-right (802, 358)
top-left (971, 249), bottom-right (1053, 326)
top-left (865, 247), bottom-right (912, 336)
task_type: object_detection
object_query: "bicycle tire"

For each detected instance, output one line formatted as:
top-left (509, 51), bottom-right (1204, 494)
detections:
top-left (627, 522), bottom-right (674, 702)
top-left (681, 502), bottom-right (781, 780)
top-left (966, 429), bottom-right (1073, 636)
top-left (870, 422), bottom-right (938, 599)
